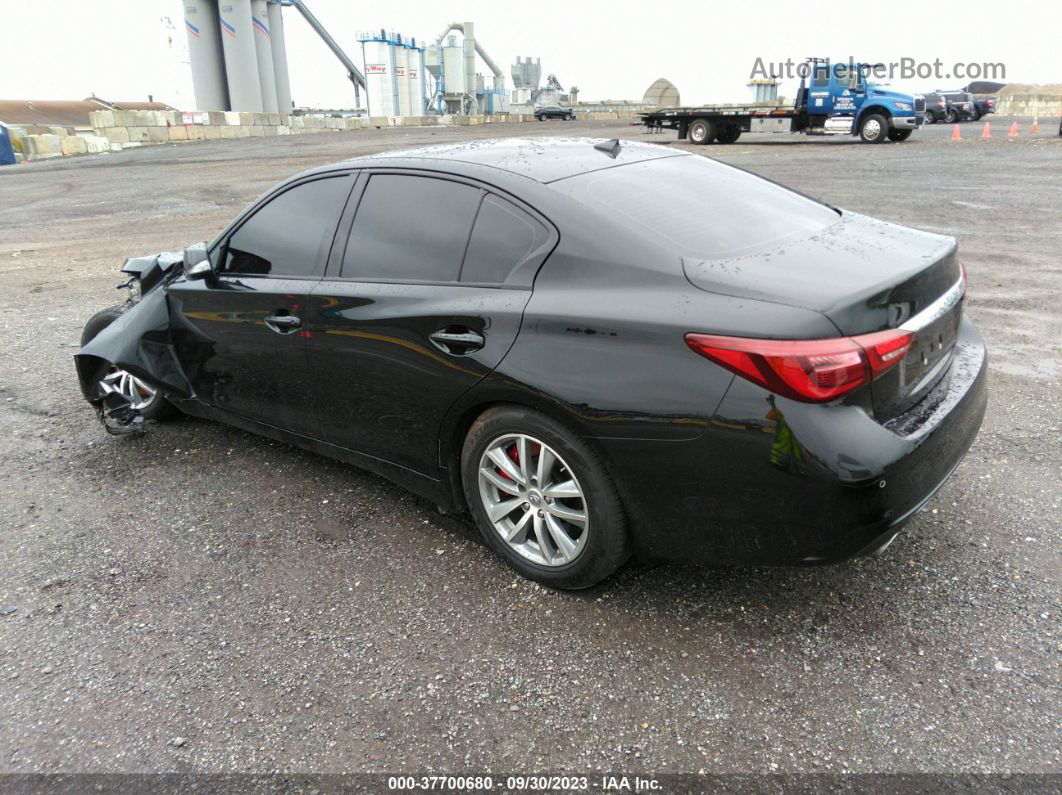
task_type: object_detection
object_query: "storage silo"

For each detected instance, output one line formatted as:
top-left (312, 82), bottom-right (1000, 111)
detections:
top-left (395, 41), bottom-right (410, 116)
top-left (359, 31), bottom-right (397, 117)
top-left (250, 0), bottom-right (278, 112)
top-left (407, 42), bottom-right (425, 116)
top-left (219, 0), bottom-right (264, 112)
top-left (267, 1), bottom-right (292, 111)
top-left (184, 0), bottom-right (229, 111)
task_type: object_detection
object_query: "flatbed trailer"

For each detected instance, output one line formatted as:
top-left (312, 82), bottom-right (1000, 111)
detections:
top-left (641, 61), bottom-right (925, 145)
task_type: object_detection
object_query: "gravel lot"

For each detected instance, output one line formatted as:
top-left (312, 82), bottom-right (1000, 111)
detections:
top-left (0, 117), bottom-right (1059, 776)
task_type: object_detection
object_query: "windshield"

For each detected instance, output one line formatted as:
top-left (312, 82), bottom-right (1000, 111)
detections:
top-left (553, 155), bottom-right (840, 260)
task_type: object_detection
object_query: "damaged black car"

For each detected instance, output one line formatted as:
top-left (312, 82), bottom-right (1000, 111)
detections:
top-left (76, 138), bottom-right (988, 589)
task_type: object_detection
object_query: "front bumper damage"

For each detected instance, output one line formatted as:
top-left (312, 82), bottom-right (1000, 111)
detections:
top-left (74, 286), bottom-right (194, 434)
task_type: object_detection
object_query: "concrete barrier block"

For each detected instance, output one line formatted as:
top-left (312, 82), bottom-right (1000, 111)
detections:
top-left (185, 125), bottom-right (206, 141)
top-left (60, 135), bottom-right (88, 156)
top-left (261, 126), bottom-right (277, 136)
top-left (234, 125), bottom-right (251, 138)
top-left (147, 126), bottom-right (169, 143)
top-left (248, 125), bottom-right (265, 137)
top-left (126, 126), bottom-right (151, 142)
top-left (277, 125), bottom-right (290, 135)
top-left (201, 125), bottom-right (221, 139)
top-left (224, 111), bottom-right (241, 125)
top-left (238, 112), bottom-right (254, 125)
top-left (252, 113), bottom-right (268, 126)
top-left (267, 113), bottom-right (283, 125)
top-left (289, 115), bottom-right (304, 128)
top-left (84, 135), bottom-right (109, 153)
top-left (219, 125), bottom-right (237, 138)
top-left (103, 127), bottom-right (130, 144)
top-left (109, 143), bottom-right (124, 153)
top-left (89, 110), bottom-right (114, 130)
top-left (168, 125), bottom-right (189, 141)
top-left (208, 111), bottom-right (227, 125)
top-left (368, 116), bottom-right (389, 127)
top-left (26, 135), bottom-right (62, 158)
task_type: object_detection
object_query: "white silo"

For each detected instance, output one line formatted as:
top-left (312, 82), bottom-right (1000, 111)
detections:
top-left (407, 43), bottom-right (424, 116)
top-left (250, 0), bottom-right (278, 112)
top-left (360, 31), bottom-right (397, 117)
top-left (267, 1), bottom-right (292, 111)
top-left (184, 0), bottom-right (229, 111)
top-left (219, 0), bottom-right (264, 112)
top-left (395, 42), bottom-right (410, 116)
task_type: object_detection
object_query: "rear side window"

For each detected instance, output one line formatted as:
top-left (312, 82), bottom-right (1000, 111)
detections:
top-left (224, 176), bottom-right (350, 278)
top-left (343, 174), bottom-right (482, 282)
top-left (460, 195), bottom-right (546, 284)
top-left (553, 155), bottom-right (839, 260)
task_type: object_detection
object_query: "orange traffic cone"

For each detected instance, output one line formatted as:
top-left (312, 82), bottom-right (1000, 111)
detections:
top-left (1008, 121), bottom-right (1019, 138)
top-left (1031, 118), bottom-right (1040, 134)
top-left (981, 122), bottom-right (992, 140)
top-left (951, 124), bottom-right (962, 141)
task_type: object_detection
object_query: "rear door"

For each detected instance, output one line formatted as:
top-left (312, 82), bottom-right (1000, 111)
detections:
top-left (304, 170), bottom-right (556, 474)
top-left (168, 173), bottom-right (354, 437)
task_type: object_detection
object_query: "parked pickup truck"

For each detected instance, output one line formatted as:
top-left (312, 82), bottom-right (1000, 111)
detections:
top-left (641, 59), bottom-right (925, 144)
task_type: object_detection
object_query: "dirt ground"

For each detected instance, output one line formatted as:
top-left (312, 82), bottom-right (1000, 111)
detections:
top-left (0, 117), bottom-right (1058, 776)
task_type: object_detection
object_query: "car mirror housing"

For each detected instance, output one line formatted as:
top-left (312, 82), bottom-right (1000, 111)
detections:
top-left (183, 242), bottom-right (213, 280)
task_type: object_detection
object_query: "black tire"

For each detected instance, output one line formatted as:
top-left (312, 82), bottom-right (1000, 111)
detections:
top-left (565, 113), bottom-right (572, 121)
top-left (858, 113), bottom-right (889, 143)
top-left (81, 304), bottom-right (176, 421)
top-left (715, 123), bottom-right (742, 144)
top-left (887, 129), bottom-right (912, 142)
top-left (537, 114), bottom-right (545, 122)
top-left (945, 109), bottom-right (959, 124)
top-left (688, 118), bottom-right (715, 145)
top-left (923, 111), bottom-right (935, 125)
top-left (462, 405), bottom-right (629, 589)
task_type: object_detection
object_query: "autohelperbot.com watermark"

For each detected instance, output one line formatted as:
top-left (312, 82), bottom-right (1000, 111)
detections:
top-left (751, 57), bottom-right (1007, 83)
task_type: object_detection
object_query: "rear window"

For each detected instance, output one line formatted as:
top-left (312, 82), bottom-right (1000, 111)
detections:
top-left (554, 155), bottom-right (839, 260)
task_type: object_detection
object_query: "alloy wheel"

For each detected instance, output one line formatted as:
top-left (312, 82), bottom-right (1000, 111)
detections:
top-left (477, 433), bottom-right (588, 567)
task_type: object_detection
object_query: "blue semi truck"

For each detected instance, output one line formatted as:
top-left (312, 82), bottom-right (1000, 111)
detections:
top-left (641, 59), bottom-right (926, 144)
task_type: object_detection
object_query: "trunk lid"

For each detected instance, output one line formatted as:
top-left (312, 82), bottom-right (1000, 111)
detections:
top-left (683, 212), bottom-right (964, 420)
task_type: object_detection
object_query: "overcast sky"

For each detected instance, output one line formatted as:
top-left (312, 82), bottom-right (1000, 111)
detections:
top-left (1, 0), bottom-right (1055, 109)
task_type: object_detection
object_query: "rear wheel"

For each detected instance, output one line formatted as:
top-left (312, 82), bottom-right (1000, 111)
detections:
top-left (462, 406), bottom-right (629, 589)
top-left (887, 128), bottom-right (913, 142)
top-left (564, 113), bottom-right (572, 120)
top-left (858, 113), bottom-right (889, 143)
top-left (81, 304), bottom-right (175, 422)
top-left (945, 108), bottom-right (959, 123)
top-left (688, 118), bottom-right (715, 145)
top-left (715, 123), bottom-right (742, 144)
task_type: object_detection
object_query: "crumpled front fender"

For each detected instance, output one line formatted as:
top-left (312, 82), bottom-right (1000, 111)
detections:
top-left (74, 286), bottom-right (195, 403)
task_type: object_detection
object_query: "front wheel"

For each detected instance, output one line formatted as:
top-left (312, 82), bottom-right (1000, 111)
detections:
top-left (923, 111), bottom-right (935, 125)
top-left (462, 406), bottom-right (629, 589)
top-left (887, 128), bottom-right (913, 142)
top-left (858, 113), bottom-right (889, 143)
top-left (81, 304), bottom-right (175, 422)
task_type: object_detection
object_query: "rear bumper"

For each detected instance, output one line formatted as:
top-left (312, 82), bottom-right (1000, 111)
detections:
top-left (601, 316), bottom-right (988, 565)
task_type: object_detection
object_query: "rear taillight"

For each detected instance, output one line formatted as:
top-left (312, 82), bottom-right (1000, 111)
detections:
top-left (685, 330), bottom-right (915, 403)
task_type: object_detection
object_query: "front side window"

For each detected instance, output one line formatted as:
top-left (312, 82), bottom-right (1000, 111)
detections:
top-left (224, 176), bottom-right (351, 278)
top-left (342, 174), bottom-right (482, 282)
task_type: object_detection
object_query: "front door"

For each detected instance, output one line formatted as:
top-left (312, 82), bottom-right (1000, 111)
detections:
top-left (168, 173), bottom-right (354, 437)
top-left (304, 171), bottom-right (555, 474)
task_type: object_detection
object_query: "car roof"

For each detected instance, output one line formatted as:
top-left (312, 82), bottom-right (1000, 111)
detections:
top-left (313, 137), bottom-right (686, 184)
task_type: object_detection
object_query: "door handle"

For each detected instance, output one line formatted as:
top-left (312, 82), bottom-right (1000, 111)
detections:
top-left (264, 313), bottom-right (301, 334)
top-left (429, 327), bottom-right (485, 355)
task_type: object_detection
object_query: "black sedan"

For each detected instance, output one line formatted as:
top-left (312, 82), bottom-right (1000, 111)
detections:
top-left (535, 106), bottom-right (574, 121)
top-left (76, 138), bottom-right (987, 589)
